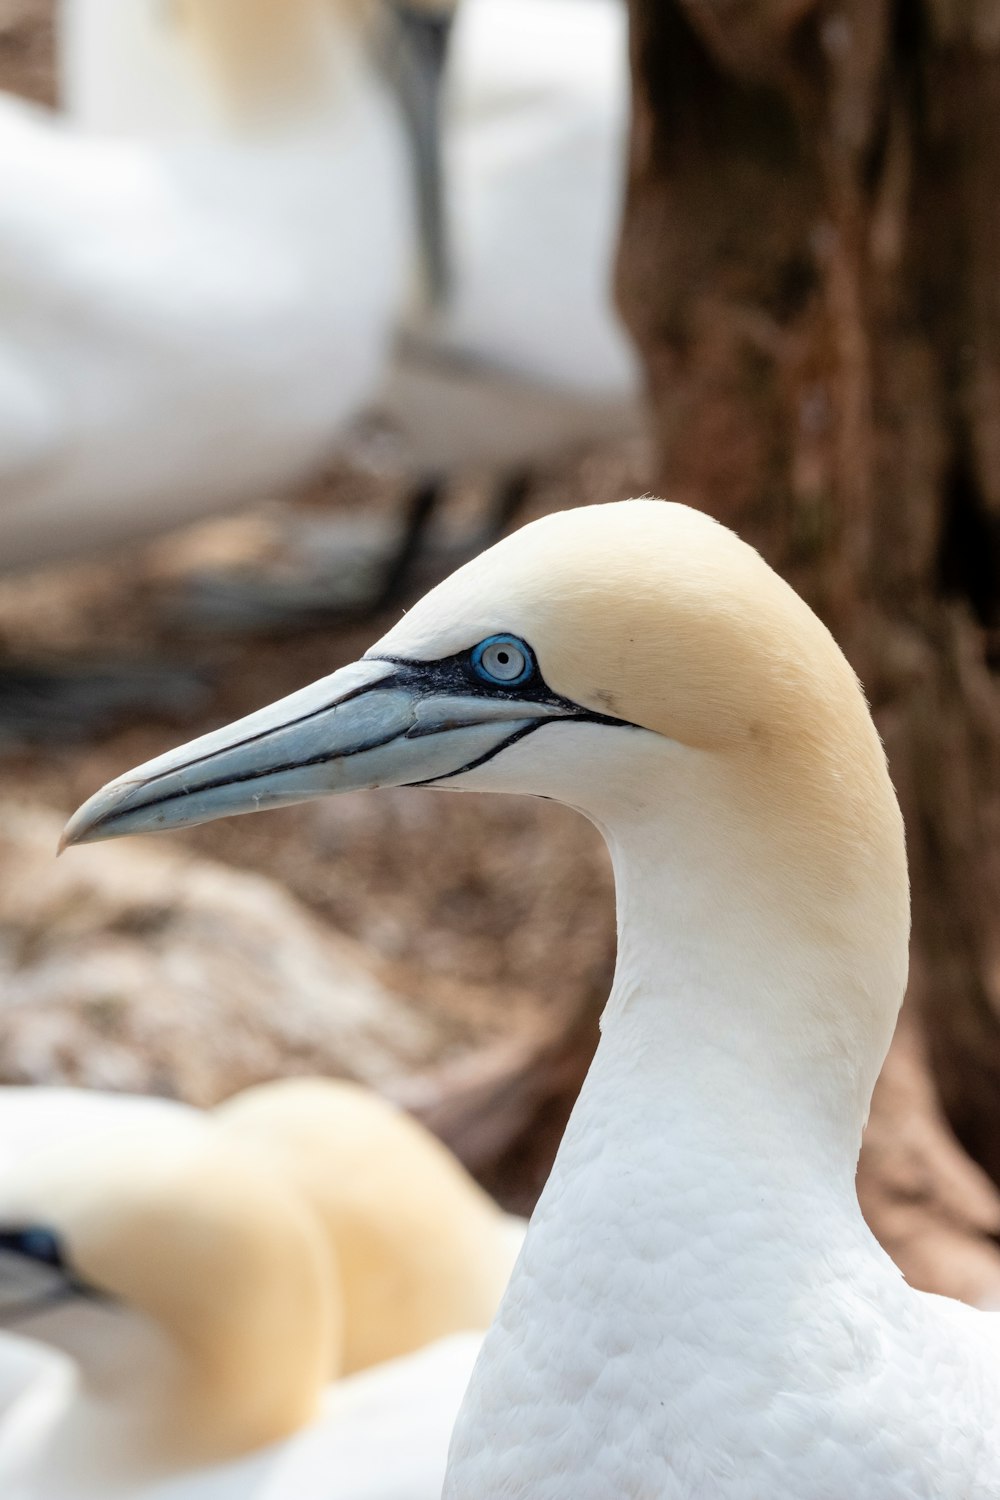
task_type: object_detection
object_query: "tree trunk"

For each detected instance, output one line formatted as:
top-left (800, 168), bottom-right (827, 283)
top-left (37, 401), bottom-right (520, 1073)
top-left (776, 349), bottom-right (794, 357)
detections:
top-left (621, 0), bottom-right (1000, 1301)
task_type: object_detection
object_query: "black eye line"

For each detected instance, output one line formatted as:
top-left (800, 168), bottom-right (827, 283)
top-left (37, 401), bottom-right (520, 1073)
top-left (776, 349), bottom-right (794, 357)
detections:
top-left (371, 645), bottom-right (557, 706)
top-left (0, 1228), bottom-right (65, 1270)
top-left (370, 651), bottom-right (638, 730)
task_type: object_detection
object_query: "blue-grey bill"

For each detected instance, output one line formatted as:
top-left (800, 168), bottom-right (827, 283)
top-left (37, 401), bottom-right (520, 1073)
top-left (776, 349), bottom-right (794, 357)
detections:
top-left (61, 657), bottom-right (570, 849)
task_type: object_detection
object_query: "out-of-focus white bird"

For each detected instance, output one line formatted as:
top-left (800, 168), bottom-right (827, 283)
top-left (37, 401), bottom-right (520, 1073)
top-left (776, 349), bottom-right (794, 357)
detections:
top-left (0, 0), bottom-right (425, 576)
top-left (386, 0), bottom-right (641, 469)
top-left (189, 0), bottom-right (644, 628)
top-left (0, 1089), bottom-right (205, 1445)
top-left (0, 1078), bottom-right (520, 1496)
top-left (0, 1087), bottom-right (198, 1182)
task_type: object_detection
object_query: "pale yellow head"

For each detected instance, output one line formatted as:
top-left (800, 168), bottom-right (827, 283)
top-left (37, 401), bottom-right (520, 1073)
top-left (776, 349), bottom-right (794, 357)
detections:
top-left (214, 1078), bottom-right (523, 1376)
top-left (373, 500), bottom-right (911, 1112)
top-left (64, 499), bottom-right (911, 1133)
top-left (0, 1119), bottom-right (337, 1466)
top-left (376, 499), bottom-right (906, 886)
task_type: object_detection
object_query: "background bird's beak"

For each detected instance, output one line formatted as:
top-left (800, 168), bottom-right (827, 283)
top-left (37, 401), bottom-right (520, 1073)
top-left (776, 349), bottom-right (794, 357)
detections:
top-left (0, 1241), bottom-right (82, 1330)
top-left (61, 656), bottom-right (573, 848)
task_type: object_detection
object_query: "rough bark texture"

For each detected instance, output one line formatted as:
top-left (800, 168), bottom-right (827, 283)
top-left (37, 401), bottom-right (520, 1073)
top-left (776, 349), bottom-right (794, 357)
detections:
top-left (621, 0), bottom-right (1000, 1299)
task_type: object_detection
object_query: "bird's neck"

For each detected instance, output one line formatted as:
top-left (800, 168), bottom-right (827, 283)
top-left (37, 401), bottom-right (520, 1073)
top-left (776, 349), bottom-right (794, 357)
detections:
top-left (444, 803), bottom-right (911, 1495)
top-left (599, 734), bottom-right (910, 1156)
top-left (524, 776), bottom-right (907, 1320)
top-left (558, 841), bottom-right (870, 1277)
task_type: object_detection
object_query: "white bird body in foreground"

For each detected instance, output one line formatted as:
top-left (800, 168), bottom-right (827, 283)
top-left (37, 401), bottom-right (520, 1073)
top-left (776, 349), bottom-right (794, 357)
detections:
top-left (0, 1088), bottom-right (503, 1498)
top-left (65, 499), bottom-right (1000, 1497)
top-left (377, 0), bottom-right (642, 474)
top-left (0, 0), bottom-right (412, 573)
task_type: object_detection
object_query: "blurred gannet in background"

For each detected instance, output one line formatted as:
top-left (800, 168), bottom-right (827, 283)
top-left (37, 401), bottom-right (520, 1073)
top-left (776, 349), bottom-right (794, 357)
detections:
top-left (0, 0), bottom-right (452, 745)
top-left (214, 1077), bottom-right (524, 1375)
top-left (66, 499), bottom-right (1000, 1496)
top-left (0, 1081), bottom-right (513, 1497)
top-left (0, 0), bottom-right (435, 575)
top-left (183, 0), bottom-right (643, 626)
top-left (365, 0), bottom-right (643, 594)
top-left (0, 1079), bottom-right (520, 1375)
top-left (389, 0), bottom-right (639, 460)
top-left (0, 1090), bottom-right (203, 1441)
top-left (0, 1087), bottom-right (198, 1180)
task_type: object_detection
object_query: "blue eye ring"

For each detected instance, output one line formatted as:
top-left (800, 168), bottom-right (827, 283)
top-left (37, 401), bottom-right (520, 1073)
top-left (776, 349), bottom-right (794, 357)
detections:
top-left (470, 634), bottom-right (535, 687)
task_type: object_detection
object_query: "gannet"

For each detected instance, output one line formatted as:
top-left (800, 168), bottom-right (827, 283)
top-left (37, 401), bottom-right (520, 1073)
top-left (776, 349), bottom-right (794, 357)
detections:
top-left (0, 0), bottom-right (441, 574)
top-left (0, 1108), bottom-right (482, 1498)
top-left (193, 0), bottom-right (641, 626)
top-left (65, 498), bottom-right (1000, 1497)
top-left (0, 1079), bottom-right (520, 1401)
top-left (383, 0), bottom-right (640, 470)
top-left (214, 1077), bottom-right (524, 1374)
top-left (0, 1091), bottom-right (203, 1418)
top-left (0, 1090), bottom-right (209, 1447)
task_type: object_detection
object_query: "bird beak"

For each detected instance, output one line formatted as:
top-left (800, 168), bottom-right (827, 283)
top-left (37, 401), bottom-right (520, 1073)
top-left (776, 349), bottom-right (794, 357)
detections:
top-left (61, 655), bottom-right (574, 848)
top-left (380, 1), bottom-right (453, 303)
top-left (0, 1243), bottom-right (82, 1330)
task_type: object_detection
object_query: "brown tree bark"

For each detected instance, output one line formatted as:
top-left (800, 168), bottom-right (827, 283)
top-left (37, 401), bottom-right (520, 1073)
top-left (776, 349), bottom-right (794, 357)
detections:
top-left (620, 0), bottom-right (1000, 1300)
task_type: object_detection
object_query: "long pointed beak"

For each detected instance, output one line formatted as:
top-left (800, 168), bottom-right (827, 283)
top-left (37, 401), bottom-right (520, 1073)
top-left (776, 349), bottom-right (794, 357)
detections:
top-left (62, 656), bottom-right (574, 848)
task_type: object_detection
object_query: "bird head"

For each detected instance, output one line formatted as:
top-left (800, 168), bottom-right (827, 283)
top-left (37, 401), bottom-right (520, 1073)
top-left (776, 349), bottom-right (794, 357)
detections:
top-left (64, 501), bottom-right (910, 1108)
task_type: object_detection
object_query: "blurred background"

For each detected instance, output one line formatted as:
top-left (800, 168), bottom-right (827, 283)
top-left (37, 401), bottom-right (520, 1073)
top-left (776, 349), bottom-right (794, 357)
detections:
top-left (1, 0), bottom-right (999, 1311)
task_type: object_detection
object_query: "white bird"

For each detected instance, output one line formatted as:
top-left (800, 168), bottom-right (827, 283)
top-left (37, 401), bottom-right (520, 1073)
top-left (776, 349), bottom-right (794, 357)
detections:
top-left (0, 0), bottom-right (423, 576)
top-left (187, 0), bottom-right (642, 627)
top-left (0, 1089), bottom-right (208, 1437)
top-left (0, 1078), bottom-right (522, 1393)
top-left (67, 498), bottom-right (1000, 1497)
top-left (381, 0), bottom-right (641, 471)
top-left (0, 1094), bottom-right (495, 1497)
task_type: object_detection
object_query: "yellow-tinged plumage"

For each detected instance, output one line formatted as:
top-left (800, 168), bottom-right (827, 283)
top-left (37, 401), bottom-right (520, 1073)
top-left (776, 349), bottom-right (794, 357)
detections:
top-left (215, 1078), bottom-right (523, 1376)
top-left (375, 498), bottom-right (909, 1008)
top-left (0, 1119), bottom-right (335, 1465)
top-left (0, 1078), bottom-right (519, 1493)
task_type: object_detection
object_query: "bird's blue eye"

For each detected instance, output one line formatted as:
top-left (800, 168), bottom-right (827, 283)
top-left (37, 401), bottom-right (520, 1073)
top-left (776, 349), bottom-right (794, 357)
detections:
top-left (471, 635), bottom-right (534, 686)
